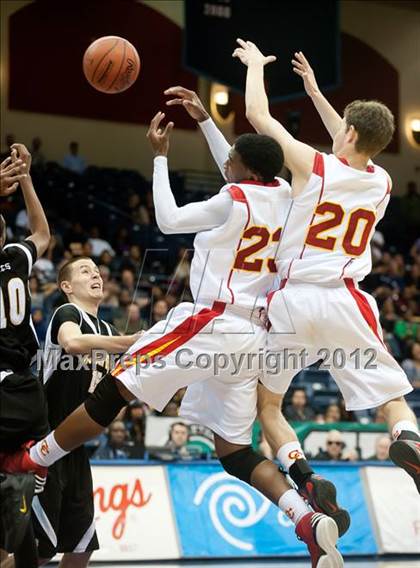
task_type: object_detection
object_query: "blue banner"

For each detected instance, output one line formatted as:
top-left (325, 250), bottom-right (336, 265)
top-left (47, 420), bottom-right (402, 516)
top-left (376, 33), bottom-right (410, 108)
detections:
top-left (167, 463), bottom-right (377, 558)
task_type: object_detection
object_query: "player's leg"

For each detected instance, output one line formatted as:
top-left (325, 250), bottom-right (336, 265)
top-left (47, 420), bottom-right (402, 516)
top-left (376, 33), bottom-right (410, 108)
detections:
top-left (214, 435), bottom-right (343, 567)
top-left (257, 383), bottom-right (351, 536)
top-left (263, 289), bottom-right (350, 536)
top-left (322, 282), bottom-right (419, 491)
top-left (59, 552), bottom-right (92, 567)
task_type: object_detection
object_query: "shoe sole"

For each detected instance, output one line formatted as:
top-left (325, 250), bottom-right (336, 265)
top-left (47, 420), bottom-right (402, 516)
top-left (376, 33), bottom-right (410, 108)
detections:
top-left (302, 479), bottom-right (351, 537)
top-left (389, 440), bottom-right (420, 493)
top-left (315, 517), bottom-right (344, 568)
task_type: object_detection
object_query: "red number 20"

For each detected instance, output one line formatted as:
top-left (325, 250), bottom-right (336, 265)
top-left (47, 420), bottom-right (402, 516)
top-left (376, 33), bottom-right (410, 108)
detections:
top-left (306, 202), bottom-right (376, 256)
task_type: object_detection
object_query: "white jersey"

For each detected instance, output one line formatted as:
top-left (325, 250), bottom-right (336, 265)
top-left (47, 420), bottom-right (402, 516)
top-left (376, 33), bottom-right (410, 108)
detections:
top-left (277, 152), bottom-right (391, 283)
top-left (191, 179), bottom-right (292, 309)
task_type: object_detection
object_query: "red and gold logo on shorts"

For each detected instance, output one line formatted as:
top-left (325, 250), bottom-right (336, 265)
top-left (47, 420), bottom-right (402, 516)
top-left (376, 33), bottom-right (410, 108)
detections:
top-left (40, 440), bottom-right (49, 456)
top-left (288, 449), bottom-right (303, 461)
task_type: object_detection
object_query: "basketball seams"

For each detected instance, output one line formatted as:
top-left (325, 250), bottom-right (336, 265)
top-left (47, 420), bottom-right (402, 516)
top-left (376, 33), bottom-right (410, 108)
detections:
top-left (107, 38), bottom-right (127, 92)
top-left (90, 38), bottom-right (120, 84)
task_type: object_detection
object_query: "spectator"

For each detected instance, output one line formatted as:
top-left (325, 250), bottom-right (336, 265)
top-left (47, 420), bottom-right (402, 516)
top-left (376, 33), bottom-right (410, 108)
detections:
top-left (125, 401), bottom-right (147, 459)
top-left (152, 299), bottom-right (169, 325)
top-left (402, 342), bottom-right (420, 388)
top-left (284, 388), bottom-right (315, 421)
top-left (314, 430), bottom-right (358, 461)
top-left (63, 141), bottom-right (86, 174)
top-left (165, 422), bottom-right (191, 458)
top-left (93, 420), bottom-right (130, 460)
top-left (88, 226), bottom-right (115, 258)
top-left (31, 136), bottom-right (45, 169)
top-left (29, 275), bottom-right (44, 310)
top-left (367, 435), bottom-right (391, 461)
top-left (32, 308), bottom-right (47, 343)
top-left (324, 403), bottom-right (341, 423)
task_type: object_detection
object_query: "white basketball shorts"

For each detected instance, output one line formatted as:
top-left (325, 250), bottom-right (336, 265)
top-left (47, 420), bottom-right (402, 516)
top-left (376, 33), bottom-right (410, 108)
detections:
top-left (262, 279), bottom-right (412, 411)
top-left (111, 301), bottom-right (265, 445)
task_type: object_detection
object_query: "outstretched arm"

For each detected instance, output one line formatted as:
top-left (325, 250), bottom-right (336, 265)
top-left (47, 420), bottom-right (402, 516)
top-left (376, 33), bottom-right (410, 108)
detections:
top-left (11, 144), bottom-right (50, 257)
top-left (292, 51), bottom-right (342, 139)
top-left (165, 86), bottom-right (230, 178)
top-left (147, 112), bottom-right (231, 234)
top-left (233, 39), bottom-right (315, 184)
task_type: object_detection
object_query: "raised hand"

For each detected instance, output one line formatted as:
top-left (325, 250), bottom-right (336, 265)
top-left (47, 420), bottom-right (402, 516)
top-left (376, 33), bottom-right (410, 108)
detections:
top-left (291, 51), bottom-right (320, 98)
top-left (146, 112), bottom-right (174, 157)
top-left (11, 143), bottom-right (32, 176)
top-left (232, 38), bottom-right (276, 67)
top-left (0, 155), bottom-right (26, 196)
top-left (164, 86), bottom-right (209, 123)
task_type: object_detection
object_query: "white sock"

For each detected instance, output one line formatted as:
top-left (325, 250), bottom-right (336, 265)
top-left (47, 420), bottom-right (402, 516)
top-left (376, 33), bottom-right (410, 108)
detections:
top-left (30, 432), bottom-right (69, 467)
top-left (278, 489), bottom-right (310, 525)
top-left (277, 441), bottom-right (306, 472)
top-left (392, 420), bottom-right (419, 440)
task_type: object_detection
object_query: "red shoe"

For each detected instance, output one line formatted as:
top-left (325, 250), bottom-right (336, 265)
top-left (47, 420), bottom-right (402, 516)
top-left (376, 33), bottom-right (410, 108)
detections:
top-left (0, 441), bottom-right (47, 478)
top-left (299, 475), bottom-right (350, 537)
top-left (296, 512), bottom-right (344, 568)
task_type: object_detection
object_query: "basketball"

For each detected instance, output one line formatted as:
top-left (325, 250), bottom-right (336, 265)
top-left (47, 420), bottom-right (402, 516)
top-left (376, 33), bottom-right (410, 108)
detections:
top-left (83, 36), bottom-right (140, 94)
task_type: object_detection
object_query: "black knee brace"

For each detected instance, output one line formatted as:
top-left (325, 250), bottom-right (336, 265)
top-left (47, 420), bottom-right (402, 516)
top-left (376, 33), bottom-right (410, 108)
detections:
top-left (84, 373), bottom-right (128, 427)
top-left (219, 447), bottom-right (267, 485)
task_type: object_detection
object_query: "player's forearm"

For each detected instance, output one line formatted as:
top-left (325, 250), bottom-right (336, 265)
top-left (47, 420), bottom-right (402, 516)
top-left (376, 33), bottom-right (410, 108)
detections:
top-left (310, 91), bottom-right (342, 139)
top-left (20, 176), bottom-right (50, 250)
top-left (63, 334), bottom-right (130, 355)
top-left (199, 118), bottom-right (231, 179)
top-left (245, 63), bottom-right (295, 149)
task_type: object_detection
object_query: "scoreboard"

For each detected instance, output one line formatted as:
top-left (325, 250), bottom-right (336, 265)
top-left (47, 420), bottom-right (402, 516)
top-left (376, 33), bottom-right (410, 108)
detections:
top-left (184, 0), bottom-right (340, 101)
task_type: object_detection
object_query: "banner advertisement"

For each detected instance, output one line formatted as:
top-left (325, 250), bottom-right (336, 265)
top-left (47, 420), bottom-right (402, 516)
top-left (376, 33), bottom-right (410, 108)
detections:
top-left (167, 463), bottom-right (377, 557)
top-left (364, 467), bottom-right (420, 554)
top-left (90, 465), bottom-right (180, 561)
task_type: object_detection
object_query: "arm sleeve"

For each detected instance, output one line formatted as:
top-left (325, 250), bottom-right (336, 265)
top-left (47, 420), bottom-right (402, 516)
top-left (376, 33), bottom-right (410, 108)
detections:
top-left (3, 240), bottom-right (38, 277)
top-left (153, 156), bottom-right (232, 234)
top-left (198, 118), bottom-right (231, 179)
top-left (50, 304), bottom-right (82, 345)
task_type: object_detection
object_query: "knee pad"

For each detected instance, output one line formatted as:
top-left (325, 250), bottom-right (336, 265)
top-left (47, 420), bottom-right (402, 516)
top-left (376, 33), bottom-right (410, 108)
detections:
top-left (84, 374), bottom-right (127, 427)
top-left (219, 447), bottom-right (267, 485)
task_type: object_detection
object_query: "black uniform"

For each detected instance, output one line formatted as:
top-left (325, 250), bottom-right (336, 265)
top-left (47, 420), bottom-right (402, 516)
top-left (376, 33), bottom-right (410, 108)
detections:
top-left (33, 303), bottom-right (118, 558)
top-left (0, 240), bottom-right (48, 452)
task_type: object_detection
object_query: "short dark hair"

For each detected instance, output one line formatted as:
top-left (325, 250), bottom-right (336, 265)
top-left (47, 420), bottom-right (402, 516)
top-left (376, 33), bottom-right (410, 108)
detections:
top-left (57, 256), bottom-right (92, 288)
top-left (234, 133), bottom-right (284, 183)
top-left (170, 422), bottom-right (189, 434)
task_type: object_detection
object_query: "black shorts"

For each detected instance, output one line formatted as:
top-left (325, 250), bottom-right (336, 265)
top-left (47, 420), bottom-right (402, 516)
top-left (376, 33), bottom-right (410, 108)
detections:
top-left (32, 447), bottom-right (98, 558)
top-left (0, 370), bottom-right (49, 453)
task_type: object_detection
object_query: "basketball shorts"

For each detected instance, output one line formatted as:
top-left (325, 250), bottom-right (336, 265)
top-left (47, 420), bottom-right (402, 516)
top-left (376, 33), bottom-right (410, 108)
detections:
top-left (0, 370), bottom-right (49, 453)
top-left (32, 446), bottom-right (98, 558)
top-left (112, 301), bottom-right (266, 445)
top-left (262, 279), bottom-right (413, 411)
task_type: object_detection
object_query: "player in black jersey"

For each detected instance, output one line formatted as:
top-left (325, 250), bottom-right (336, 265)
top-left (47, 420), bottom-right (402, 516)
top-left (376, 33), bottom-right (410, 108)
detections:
top-left (0, 144), bottom-right (50, 566)
top-left (33, 256), bottom-right (139, 568)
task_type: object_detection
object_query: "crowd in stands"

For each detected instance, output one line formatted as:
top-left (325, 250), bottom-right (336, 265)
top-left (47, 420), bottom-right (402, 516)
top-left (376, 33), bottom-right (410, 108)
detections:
top-left (2, 134), bottom-right (419, 462)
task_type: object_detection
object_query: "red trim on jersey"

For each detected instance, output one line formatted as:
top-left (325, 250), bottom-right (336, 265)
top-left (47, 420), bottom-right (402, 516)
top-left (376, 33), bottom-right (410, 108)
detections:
top-left (376, 180), bottom-right (392, 208)
top-left (291, 152), bottom-right (327, 269)
top-left (228, 185), bottom-right (247, 202)
top-left (339, 259), bottom-right (354, 280)
top-left (344, 279), bottom-right (385, 346)
top-left (111, 302), bottom-right (226, 377)
top-left (267, 278), bottom-right (288, 309)
top-left (226, 186), bottom-right (251, 303)
top-left (239, 179), bottom-right (281, 187)
top-left (313, 152), bottom-right (325, 177)
top-left (338, 157), bottom-right (375, 173)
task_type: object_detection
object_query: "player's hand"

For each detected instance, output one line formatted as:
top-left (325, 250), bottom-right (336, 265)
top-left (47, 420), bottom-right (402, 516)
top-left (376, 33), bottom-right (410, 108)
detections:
top-left (147, 112), bottom-right (174, 157)
top-left (291, 52), bottom-right (320, 98)
top-left (0, 156), bottom-right (26, 196)
top-left (11, 143), bottom-right (32, 176)
top-left (164, 86), bottom-right (210, 123)
top-left (232, 38), bottom-right (276, 67)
